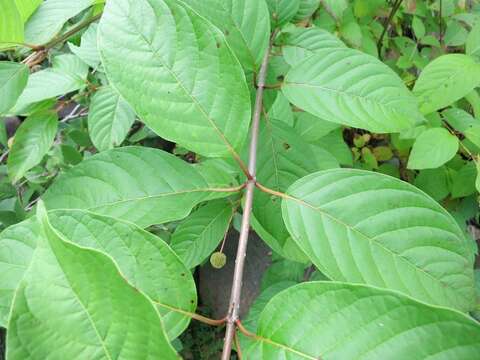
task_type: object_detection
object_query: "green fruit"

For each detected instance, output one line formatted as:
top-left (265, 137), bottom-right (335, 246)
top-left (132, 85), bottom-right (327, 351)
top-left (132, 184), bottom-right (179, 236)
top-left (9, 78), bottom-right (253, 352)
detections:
top-left (210, 252), bottom-right (227, 269)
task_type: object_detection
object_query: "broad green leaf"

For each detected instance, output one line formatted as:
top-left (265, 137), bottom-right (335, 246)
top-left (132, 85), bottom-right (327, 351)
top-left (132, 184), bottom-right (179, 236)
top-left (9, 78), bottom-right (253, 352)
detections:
top-left (14, 0), bottom-right (43, 22)
top-left (179, 0), bottom-right (270, 71)
top-left (0, 62), bottom-right (29, 114)
top-left (407, 128), bottom-right (459, 169)
top-left (7, 204), bottom-right (177, 359)
top-left (266, 0), bottom-right (300, 26)
top-left (24, 0), bottom-right (94, 45)
top-left (413, 54), bottom-right (480, 114)
top-left (292, 0), bottom-right (320, 22)
top-left (283, 48), bottom-right (423, 132)
top-left (88, 86), bottom-right (136, 151)
top-left (282, 169), bottom-right (475, 311)
top-left (414, 167), bottom-right (450, 201)
top-left (321, 0), bottom-right (348, 19)
top-left (467, 21), bottom-right (480, 58)
top-left (7, 111), bottom-right (58, 183)
top-left (171, 199), bottom-right (233, 268)
top-left (253, 119), bottom-right (338, 262)
top-left (0, 209), bottom-right (197, 339)
top-left (244, 282), bottom-right (480, 359)
top-left (68, 23), bottom-right (101, 69)
top-left (281, 27), bottom-right (345, 67)
top-left (0, 0), bottom-right (23, 48)
top-left (12, 54), bottom-right (89, 112)
top-left (293, 111), bottom-right (340, 142)
top-left (98, 0), bottom-right (251, 158)
top-left (43, 146), bottom-right (234, 227)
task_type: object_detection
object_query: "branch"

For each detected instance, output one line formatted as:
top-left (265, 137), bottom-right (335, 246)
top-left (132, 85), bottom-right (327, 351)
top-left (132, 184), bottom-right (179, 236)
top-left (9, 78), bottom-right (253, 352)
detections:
top-left (154, 301), bottom-right (226, 327)
top-left (377, 0), bottom-right (403, 59)
top-left (220, 31), bottom-right (278, 360)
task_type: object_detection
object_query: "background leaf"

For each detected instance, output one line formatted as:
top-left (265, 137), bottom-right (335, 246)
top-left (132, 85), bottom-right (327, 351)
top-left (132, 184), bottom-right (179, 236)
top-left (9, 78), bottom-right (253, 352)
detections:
top-left (266, 0), bottom-right (300, 26)
top-left (98, 0), bottom-right (251, 158)
top-left (282, 169), bottom-right (475, 311)
top-left (14, 0), bottom-right (43, 22)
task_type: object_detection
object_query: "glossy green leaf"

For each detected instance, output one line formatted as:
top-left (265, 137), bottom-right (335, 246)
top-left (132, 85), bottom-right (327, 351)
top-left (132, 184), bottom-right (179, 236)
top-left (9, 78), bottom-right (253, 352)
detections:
top-left (98, 0), bottom-right (251, 158)
top-left (283, 48), bottom-right (423, 132)
top-left (282, 169), bottom-right (475, 311)
top-left (266, 0), bottom-right (300, 26)
top-left (12, 54), bottom-right (89, 112)
top-left (88, 86), bottom-right (136, 151)
top-left (244, 282), bottom-right (480, 359)
top-left (407, 128), bottom-right (459, 169)
top-left (0, 62), bottom-right (29, 115)
top-left (6, 204), bottom-right (177, 359)
top-left (43, 146), bottom-right (234, 227)
top-left (68, 23), bottom-right (101, 69)
top-left (7, 111), bottom-right (58, 183)
top-left (413, 54), bottom-right (480, 114)
top-left (292, 0), bottom-right (320, 22)
top-left (179, 0), bottom-right (270, 71)
top-left (0, 209), bottom-right (197, 339)
top-left (253, 119), bottom-right (338, 262)
top-left (24, 0), bottom-right (94, 45)
top-left (281, 27), bottom-right (345, 67)
top-left (171, 199), bottom-right (233, 268)
top-left (0, 0), bottom-right (23, 48)
top-left (14, 0), bottom-right (43, 22)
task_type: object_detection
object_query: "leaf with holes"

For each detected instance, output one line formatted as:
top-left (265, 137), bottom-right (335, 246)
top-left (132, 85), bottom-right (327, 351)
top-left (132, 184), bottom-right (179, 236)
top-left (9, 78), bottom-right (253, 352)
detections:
top-left (282, 169), bottom-right (475, 311)
top-left (282, 48), bottom-right (423, 132)
top-left (243, 282), bottom-right (480, 359)
top-left (98, 0), bottom-right (251, 158)
top-left (43, 147), bottom-right (236, 227)
top-left (6, 203), bottom-right (178, 359)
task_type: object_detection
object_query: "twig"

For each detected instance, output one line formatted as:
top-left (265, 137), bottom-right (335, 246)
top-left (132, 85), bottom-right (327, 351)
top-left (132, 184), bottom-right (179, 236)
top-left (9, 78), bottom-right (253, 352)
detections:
top-left (439, 0), bottom-right (444, 45)
top-left (154, 301), bottom-right (226, 327)
top-left (377, 0), bottom-right (403, 59)
top-left (234, 330), bottom-right (243, 359)
top-left (221, 30), bottom-right (278, 360)
top-left (0, 150), bottom-right (9, 164)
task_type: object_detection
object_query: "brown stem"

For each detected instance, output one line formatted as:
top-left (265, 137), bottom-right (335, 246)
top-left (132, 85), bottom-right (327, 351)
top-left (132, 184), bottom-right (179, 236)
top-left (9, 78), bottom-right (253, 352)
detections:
top-left (234, 330), bottom-right (243, 359)
top-left (221, 31), bottom-right (277, 360)
top-left (154, 301), bottom-right (226, 327)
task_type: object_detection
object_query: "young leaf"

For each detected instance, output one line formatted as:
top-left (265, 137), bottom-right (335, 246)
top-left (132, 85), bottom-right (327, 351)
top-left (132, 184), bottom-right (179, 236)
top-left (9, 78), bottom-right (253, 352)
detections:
top-left (7, 111), bottom-right (58, 183)
top-left (282, 48), bottom-right (423, 132)
top-left (243, 282), bottom-right (480, 359)
top-left (24, 0), bottom-right (93, 45)
top-left (7, 204), bottom-right (178, 359)
top-left (281, 169), bottom-right (475, 311)
top-left (42, 146), bottom-right (234, 227)
top-left (266, 0), bottom-right (300, 26)
top-left (98, 0), bottom-right (251, 158)
top-left (0, 0), bottom-right (23, 49)
top-left (88, 86), bottom-right (136, 151)
top-left (0, 61), bottom-right (29, 114)
top-left (253, 119), bottom-right (338, 262)
top-left (407, 128), bottom-right (459, 169)
top-left (281, 27), bottom-right (346, 67)
top-left (171, 199), bottom-right (233, 269)
top-left (179, 0), bottom-right (271, 71)
top-left (413, 54), bottom-right (480, 114)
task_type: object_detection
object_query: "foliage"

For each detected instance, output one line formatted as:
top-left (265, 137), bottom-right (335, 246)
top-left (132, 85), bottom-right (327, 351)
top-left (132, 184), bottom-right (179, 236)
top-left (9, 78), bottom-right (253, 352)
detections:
top-left (1, 0), bottom-right (480, 359)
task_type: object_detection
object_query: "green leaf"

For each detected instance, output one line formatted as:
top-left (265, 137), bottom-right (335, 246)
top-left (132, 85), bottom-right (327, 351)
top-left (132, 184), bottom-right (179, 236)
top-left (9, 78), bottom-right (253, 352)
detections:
top-left (98, 0), bottom-right (251, 158)
top-left (7, 111), bottom-right (58, 183)
top-left (293, 111), bottom-right (340, 142)
top-left (310, 128), bottom-right (353, 166)
top-left (6, 204), bottom-right (178, 359)
top-left (244, 282), bottom-right (480, 359)
top-left (0, 62), bottom-right (29, 115)
top-left (88, 86), bottom-right (136, 151)
top-left (12, 54), bottom-right (88, 112)
top-left (266, 0), bottom-right (300, 26)
top-left (68, 23), bottom-right (101, 69)
top-left (24, 0), bottom-right (94, 45)
top-left (292, 0), bottom-right (320, 22)
top-left (0, 0), bottom-right (23, 49)
top-left (14, 0), bottom-right (43, 22)
top-left (171, 199), bottom-right (233, 269)
top-left (253, 119), bottom-right (338, 262)
top-left (407, 128), bottom-right (459, 169)
top-left (179, 0), bottom-right (270, 71)
top-left (412, 16), bottom-right (425, 39)
top-left (467, 21), bottom-right (480, 58)
top-left (283, 48), bottom-right (423, 132)
top-left (281, 169), bottom-right (475, 311)
top-left (0, 209), bottom-right (197, 339)
top-left (321, 0), bottom-right (348, 19)
top-left (43, 146), bottom-right (233, 227)
top-left (413, 54), bottom-right (480, 115)
top-left (281, 27), bottom-right (345, 67)
top-left (451, 162), bottom-right (477, 198)
top-left (414, 167), bottom-right (450, 201)
top-left (476, 161), bottom-right (480, 193)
